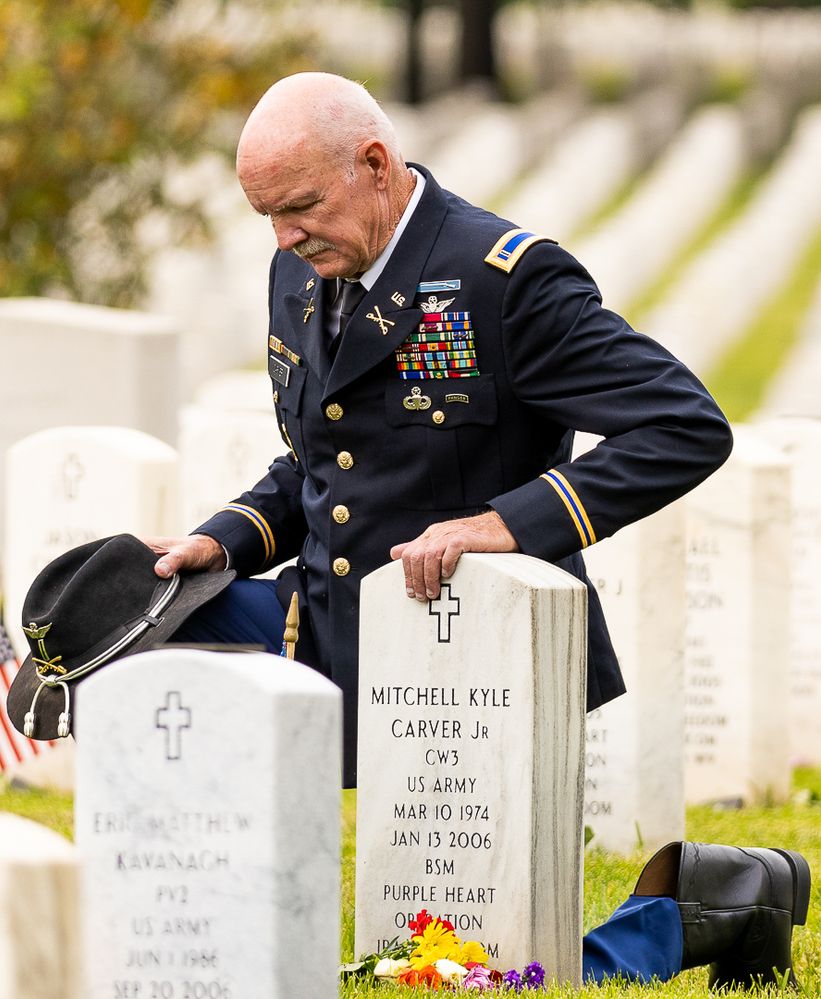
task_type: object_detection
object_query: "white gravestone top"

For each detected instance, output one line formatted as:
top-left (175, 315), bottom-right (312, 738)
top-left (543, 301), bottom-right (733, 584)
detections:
top-left (684, 427), bottom-right (791, 804)
top-left (178, 404), bottom-right (289, 532)
top-left (0, 813), bottom-right (82, 999)
top-left (755, 416), bottom-right (821, 764)
top-left (581, 502), bottom-right (686, 854)
top-left (3, 426), bottom-right (179, 658)
top-left (192, 370), bottom-right (275, 413)
top-left (75, 649), bottom-right (341, 999)
top-left (356, 554), bottom-right (587, 985)
top-left (0, 298), bottom-right (178, 546)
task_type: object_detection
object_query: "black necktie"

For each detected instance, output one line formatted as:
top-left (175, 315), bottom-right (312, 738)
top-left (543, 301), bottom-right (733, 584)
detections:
top-left (337, 280), bottom-right (366, 338)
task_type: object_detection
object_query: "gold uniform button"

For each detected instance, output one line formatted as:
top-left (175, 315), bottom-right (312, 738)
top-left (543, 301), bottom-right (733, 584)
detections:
top-left (332, 505), bottom-right (350, 524)
top-left (337, 451), bottom-right (354, 470)
top-left (432, 410), bottom-right (445, 425)
top-left (326, 403), bottom-right (344, 421)
top-left (333, 557), bottom-right (350, 576)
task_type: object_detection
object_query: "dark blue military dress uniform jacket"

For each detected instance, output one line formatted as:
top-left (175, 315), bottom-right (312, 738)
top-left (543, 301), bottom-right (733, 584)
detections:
top-left (197, 166), bottom-right (733, 787)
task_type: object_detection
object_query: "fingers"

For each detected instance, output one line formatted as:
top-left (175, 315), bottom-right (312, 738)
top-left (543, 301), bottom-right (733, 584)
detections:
top-left (154, 546), bottom-right (187, 578)
top-left (151, 535), bottom-right (226, 578)
top-left (390, 511), bottom-right (518, 602)
top-left (397, 532), bottom-right (457, 603)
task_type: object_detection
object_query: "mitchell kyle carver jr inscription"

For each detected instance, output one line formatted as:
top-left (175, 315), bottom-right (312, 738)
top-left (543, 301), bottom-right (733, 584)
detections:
top-left (368, 683), bottom-right (512, 958)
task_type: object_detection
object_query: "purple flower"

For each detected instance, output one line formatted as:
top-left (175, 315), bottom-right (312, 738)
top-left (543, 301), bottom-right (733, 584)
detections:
top-left (502, 969), bottom-right (523, 992)
top-left (522, 961), bottom-right (546, 989)
top-left (463, 966), bottom-right (495, 991)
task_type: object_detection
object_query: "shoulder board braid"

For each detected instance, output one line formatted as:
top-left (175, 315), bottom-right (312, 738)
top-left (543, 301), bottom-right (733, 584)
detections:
top-left (484, 229), bottom-right (557, 273)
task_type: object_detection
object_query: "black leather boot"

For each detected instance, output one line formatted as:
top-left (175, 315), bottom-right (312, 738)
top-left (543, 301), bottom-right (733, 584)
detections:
top-left (634, 841), bottom-right (811, 989)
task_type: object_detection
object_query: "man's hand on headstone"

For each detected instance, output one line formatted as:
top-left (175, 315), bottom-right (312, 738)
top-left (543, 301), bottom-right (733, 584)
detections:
top-left (146, 535), bottom-right (227, 578)
top-left (389, 510), bottom-right (518, 602)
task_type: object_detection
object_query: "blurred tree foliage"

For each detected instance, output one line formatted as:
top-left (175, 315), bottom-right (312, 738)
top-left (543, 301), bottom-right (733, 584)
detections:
top-left (0, 0), bottom-right (312, 306)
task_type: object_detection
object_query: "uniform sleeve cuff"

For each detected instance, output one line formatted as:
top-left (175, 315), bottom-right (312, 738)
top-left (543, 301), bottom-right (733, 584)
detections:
top-left (195, 504), bottom-right (276, 577)
top-left (488, 471), bottom-right (597, 562)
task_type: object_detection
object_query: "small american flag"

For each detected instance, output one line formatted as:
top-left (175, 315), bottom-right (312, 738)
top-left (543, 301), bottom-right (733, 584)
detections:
top-left (0, 620), bottom-right (52, 771)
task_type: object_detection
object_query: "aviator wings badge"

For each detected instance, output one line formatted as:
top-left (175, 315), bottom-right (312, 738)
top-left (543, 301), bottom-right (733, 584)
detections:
top-left (419, 295), bottom-right (456, 314)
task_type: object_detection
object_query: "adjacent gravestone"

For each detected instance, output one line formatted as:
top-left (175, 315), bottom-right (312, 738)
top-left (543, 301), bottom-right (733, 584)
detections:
top-left (755, 416), bottom-right (821, 764)
top-left (580, 502), bottom-right (686, 853)
top-left (0, 298), bottom-right (178, 548)
top-left (356, 554), bottom-right (587, 984)
top-left (3, 427), bottom-right (179, 659)
top-left (75, 648), bottom-right (341, 999)
top-left (178, 405), bottom-right (289, 531)
top-left (684, 427), bottom-right (792, 804)
top-left (192, 370), bottom-right (276, 414)
top-left (0, 813), bottom-right (82, 999)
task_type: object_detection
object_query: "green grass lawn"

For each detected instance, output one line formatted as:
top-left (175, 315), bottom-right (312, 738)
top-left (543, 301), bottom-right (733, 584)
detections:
top-left (2, 769), bottom-right (819, 996)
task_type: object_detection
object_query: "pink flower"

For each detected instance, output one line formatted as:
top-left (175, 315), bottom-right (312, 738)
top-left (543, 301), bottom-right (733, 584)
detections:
top-left (462, 965), bottom-right (496, 991)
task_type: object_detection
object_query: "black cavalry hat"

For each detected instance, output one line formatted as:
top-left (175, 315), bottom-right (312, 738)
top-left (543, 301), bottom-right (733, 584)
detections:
top-left (6, 534), bottom-right (236, 741)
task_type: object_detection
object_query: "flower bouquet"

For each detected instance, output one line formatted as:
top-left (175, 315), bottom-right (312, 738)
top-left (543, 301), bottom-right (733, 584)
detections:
top-left (340, 909), bottom-right (548, 991)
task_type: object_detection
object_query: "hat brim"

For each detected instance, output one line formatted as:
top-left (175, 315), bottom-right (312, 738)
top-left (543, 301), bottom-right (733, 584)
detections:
top-left (6, 568), bottom-right (237, 740)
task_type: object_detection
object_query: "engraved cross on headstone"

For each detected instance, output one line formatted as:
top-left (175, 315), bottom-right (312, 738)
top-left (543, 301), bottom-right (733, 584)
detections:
top-left (61, 453), bottom-right (85, 500)
top-left (155, 691), bottom-right (192, 761)
top-left (428, 584), bottom-right (461, 643)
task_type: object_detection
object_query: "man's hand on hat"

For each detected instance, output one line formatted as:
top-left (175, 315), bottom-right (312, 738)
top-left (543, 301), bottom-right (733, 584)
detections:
top-left (146, 535), bottom-right (227, 578)
top-left (390, 510), bottom-right (518, 603)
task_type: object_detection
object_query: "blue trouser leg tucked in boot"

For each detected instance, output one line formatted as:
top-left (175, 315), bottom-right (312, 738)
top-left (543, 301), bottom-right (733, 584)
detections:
top-left (583, 895), bottom-right (682, 983)
top-left (174, 581), bottom-right (684, 985)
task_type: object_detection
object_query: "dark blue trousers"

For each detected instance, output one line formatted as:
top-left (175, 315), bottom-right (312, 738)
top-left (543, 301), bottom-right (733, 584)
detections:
top-left (173, 580), bottom-right (684, 984)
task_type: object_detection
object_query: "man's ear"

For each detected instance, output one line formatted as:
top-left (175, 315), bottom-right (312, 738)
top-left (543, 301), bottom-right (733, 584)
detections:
top-left (360, 140), bottom-right (391, 189)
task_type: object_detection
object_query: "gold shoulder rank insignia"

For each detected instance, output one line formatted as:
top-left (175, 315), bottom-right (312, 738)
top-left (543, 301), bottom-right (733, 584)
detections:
top-left (484, 228), bottom-right (557, 273)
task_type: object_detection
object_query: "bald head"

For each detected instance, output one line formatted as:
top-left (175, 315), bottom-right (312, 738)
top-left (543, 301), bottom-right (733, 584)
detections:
top-left (235, 73), bottom-right (416, 279)
top-left (237, 73), bottom-right (403, 185)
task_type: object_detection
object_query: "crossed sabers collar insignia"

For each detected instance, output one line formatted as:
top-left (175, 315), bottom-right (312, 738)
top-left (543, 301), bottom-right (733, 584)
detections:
top-left (366, 305), bottom-right (395, 336)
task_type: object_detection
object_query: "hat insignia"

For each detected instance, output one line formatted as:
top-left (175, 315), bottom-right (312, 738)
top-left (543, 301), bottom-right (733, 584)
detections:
top-left (22, 621), bottom-right (65, 677)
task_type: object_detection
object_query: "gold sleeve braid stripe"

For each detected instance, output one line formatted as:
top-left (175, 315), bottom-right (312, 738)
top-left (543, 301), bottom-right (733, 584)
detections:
top-left (223, 503), bottom-right (276, 564)
top-left (541, 471), bottom-right (597, 549)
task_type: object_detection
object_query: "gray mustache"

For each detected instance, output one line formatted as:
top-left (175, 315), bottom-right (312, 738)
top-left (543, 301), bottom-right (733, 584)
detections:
top-left (292, 238), bottom-right (337, 258)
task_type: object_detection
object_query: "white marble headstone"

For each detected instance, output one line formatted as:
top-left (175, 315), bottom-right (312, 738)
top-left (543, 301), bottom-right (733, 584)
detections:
top-left (3, 426), bottom-right (179, 659)
top-left (684, 427), bottom-right (792, 804)
top-left (0, 298), bottom-right (178, 548)
top-left (0, 813), bottom-right (82, 999)
top-left (755, 416), bottom-right (821, 764)
top-left (75, 649), bottom-right (341, 999)
top-left (192, 370), bottom-right (276, 414)
top-left (581, 502), bottom-right (686, 853)
top-left (178, 405), bottom-right (288, 531)
top-left (356, 554), bottom-right (587, 984)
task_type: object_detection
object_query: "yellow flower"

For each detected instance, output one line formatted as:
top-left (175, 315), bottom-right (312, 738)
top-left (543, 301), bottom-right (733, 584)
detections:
top-left (410, 921), bottom-right (461, 969)
top-left (457, 939), bottom-right (489, 966)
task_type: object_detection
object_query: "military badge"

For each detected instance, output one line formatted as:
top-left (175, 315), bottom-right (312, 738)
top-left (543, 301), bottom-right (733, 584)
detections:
top-left (419, 295), bottom-right (456, 314)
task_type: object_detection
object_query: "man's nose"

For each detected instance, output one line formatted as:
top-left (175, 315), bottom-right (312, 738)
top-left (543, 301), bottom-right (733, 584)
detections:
top-left (272, 219), bottom-right (308, 253)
